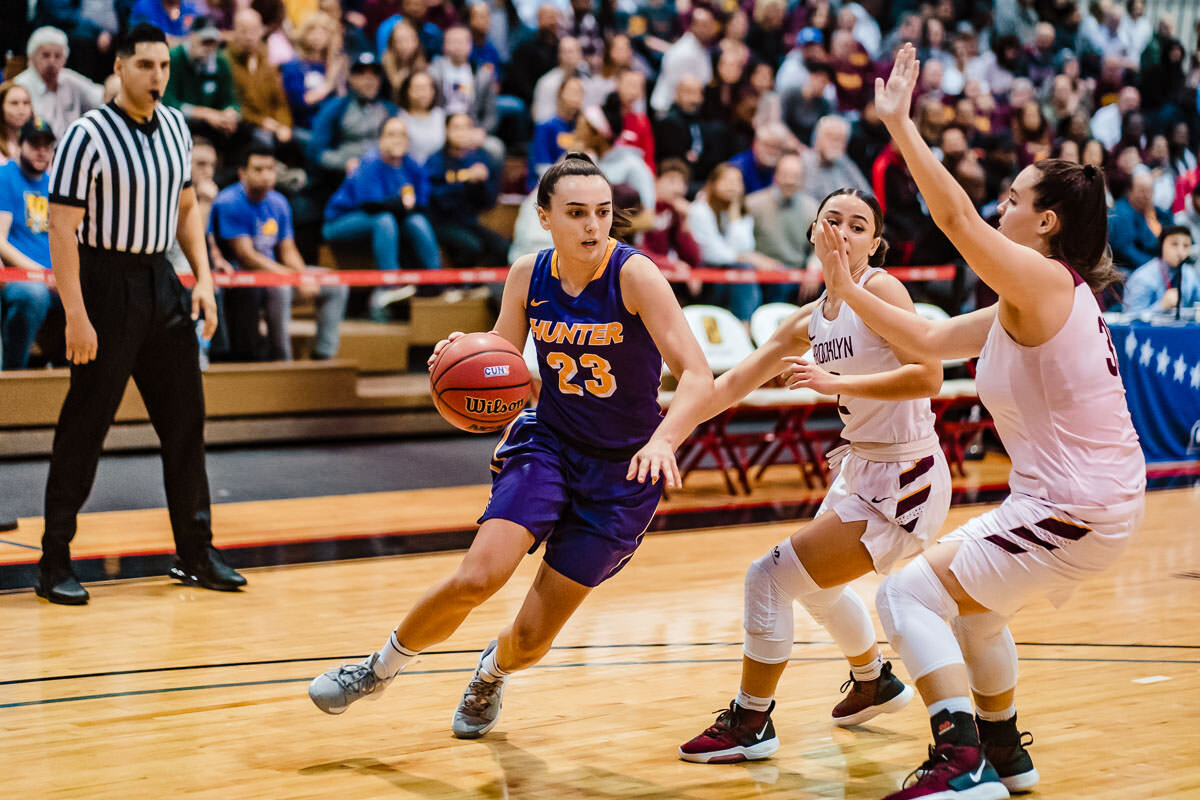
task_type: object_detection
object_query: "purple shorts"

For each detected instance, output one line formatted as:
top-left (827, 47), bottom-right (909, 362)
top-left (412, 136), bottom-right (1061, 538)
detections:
top-left (477, 411), bottom-right (663, 587)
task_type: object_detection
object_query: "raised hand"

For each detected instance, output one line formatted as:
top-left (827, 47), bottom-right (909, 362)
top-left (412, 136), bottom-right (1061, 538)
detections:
top-left (875, 42), bottom-right (920, 127)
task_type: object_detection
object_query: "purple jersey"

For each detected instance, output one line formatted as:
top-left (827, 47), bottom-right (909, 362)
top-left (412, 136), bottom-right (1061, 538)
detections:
top-left (527, 239), bottom-right (663, 457)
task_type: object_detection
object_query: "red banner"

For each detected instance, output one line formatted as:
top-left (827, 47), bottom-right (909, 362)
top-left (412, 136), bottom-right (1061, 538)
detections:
top-left (0, 264), bottom-right (957, 288)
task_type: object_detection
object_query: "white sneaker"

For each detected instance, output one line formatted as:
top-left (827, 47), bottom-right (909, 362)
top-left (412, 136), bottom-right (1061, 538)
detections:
top-left (308, 652), bottom-right (395, 715)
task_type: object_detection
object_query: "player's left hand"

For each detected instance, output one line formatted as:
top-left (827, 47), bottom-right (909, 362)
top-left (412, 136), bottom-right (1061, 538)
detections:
top-left (192, 279), bottom-right (219, 340)
top-left (627, 436), bottom-right (681, 488)
top-left (782, 357), bottom-right (841, 395)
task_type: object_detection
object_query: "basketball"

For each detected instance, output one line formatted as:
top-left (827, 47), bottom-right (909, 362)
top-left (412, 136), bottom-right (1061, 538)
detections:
top-left (430, 332), bottom-right (531, 433)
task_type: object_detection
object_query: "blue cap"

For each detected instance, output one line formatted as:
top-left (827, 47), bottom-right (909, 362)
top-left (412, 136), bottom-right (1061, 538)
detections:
top-left (799, 27), bottom-right (823, 45)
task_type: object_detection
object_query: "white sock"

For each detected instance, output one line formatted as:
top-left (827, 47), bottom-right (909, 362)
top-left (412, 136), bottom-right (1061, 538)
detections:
top-left (478, 645), bottom-right (509, 684)
top-left (374, 632), bottom-right (418, 678)
top-left (735, 689), bottom-right (773, 712)
top-left (850, 653), bottom-right (884, 682)
top-left (928, 696), bottom-right (974, 717)
top-left (976, 703), bottom-right (1017, 722)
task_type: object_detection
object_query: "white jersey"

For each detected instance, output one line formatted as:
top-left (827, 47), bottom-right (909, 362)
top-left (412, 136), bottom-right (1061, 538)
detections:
top-left (975, 266), bottom-right (1145, 519)
top-left (808, 267), bottom-right (937, 453)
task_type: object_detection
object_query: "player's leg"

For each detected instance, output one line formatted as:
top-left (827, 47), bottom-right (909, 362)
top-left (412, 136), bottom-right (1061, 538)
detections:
top-left (680, 511), bottom-right (889, 763)
top-left (875, 541), bottom-right (1008, 800)
top-left (451, 560), bottom-right (592, 738)
top-left (308, 518), bottom-right (535, 714)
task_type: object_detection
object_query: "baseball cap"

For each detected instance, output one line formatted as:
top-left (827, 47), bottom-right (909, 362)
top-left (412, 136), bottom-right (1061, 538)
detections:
top-left (189, 15), bottom-right (221, 41)
top-left (350, 51), bottom-right (383, 72)
top-left (19, 117), bottom-right (56, 144)
top-left (799, 27), bottom-right (824, 46)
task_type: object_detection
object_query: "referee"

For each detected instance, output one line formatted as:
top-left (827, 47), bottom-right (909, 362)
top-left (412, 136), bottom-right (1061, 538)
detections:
top-left (37, 23), bottom-right (246, 605)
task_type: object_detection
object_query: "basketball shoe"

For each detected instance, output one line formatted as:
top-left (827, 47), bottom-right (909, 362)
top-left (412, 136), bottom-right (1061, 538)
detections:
top-left (451, 640), bottom-right (506, 739)
top-left (977, 716), bottom-right (1038, 793)
top-left (832, 660), bottom-right (915, 726)
top-left (883, 743), bottom-right (1010, 800)
top-left (308, 652), bottom-right (395, 714)
top-left (678, 700), bottom-right (780, 763)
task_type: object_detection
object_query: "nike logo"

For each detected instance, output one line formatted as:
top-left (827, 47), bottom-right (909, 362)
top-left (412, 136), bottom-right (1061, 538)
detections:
top-left (969, 760), bottom-right (986, 783)
top-left (756, 720), bottom-right (770, 739)
top-left (871, 496), bottom-right (886, 503)
top-left (530, 299), bottom-right (549, 306)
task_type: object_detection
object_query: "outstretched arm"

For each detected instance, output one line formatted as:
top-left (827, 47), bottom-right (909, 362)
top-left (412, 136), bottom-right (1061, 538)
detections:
top-left (875, 45), bottom-right (1073, 318)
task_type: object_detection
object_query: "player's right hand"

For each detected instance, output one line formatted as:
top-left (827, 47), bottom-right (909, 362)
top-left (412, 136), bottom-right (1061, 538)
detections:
top-left (65, 313), bottom-right (98, 365)
top-left (428, 331), bottom-right (466, 367)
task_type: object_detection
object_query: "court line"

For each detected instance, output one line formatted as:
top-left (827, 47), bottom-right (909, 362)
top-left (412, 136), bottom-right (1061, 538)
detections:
top-left (0, 538), bottom-right (40, 551)
top-left (5, 639), bottom-right (1200, 687)
top-left (3, 653), bottom-right (1200, 710)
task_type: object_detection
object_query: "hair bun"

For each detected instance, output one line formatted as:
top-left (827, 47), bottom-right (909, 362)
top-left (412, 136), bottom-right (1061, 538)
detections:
top-left (1082, 163), bottom-right (1098, 180)
top-left (563, 151), bottom-right (595, 165)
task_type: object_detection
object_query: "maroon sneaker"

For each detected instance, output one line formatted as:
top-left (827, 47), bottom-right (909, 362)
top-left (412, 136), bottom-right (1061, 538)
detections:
top-left (883, 743), bottom-right (1010, 800)
top-left (832, 661), bottom-right (915, 726)
top-left (678, 701), bottom-right (779, 763)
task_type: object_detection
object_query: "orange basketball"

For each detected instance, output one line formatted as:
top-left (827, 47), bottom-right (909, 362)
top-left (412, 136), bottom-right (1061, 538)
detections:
top-left (430, 332), bottom-right (531, 433)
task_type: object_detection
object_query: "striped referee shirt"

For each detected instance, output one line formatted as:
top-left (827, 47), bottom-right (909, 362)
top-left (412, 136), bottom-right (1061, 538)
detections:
top-left (48, 101), bottom-right (193, 255)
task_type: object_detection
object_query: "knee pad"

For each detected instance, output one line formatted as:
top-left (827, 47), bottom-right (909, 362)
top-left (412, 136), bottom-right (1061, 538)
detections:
top-left (952, 613), bottom-right (1018, 697)
top-left (743, 552), bottom-right (795, 664)
top-left (876, 557), bottom-right (964, 681)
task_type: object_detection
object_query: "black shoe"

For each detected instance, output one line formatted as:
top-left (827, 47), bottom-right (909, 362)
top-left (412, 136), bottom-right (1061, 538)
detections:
top-left (977, 714), bottom-right (1039, 793)
top-left (169, 547), bottom-right (247, 591)
top-left (35, 570), bottom-right (90, 605)
top-left (831, 660), bottom-right (916, 726)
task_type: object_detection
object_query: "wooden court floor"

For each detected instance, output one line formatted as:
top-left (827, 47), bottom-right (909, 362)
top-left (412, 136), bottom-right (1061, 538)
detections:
top-left (3, 486), bottom-right (1200, 799)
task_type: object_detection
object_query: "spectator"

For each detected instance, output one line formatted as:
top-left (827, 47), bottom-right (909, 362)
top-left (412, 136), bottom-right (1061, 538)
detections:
top-left (163, 17), bottom-right (243, 147)
top-left (574, 104), bottom-right (655, 212)
top-left (308, 51), bottom-right (398, 181)
top-left (1012, 101), bottom-right (1052, 166)
top-left (1023, 22), bottom-right (1060, 90)
top-left (653, 75), bottom-right (724, 193)
top-left (322, 115), bottom-right (441, 316)
top-left (225, 9), bottom-right (296, 155)
top-left (381, 19), bottom-right (428, 107)
top-left (1091, 87), bottom-right (1141, 152)
top-left (1173, 184), bottom-right (1200, 258)
top-left (848, 97), bottom-right (891, 179)
top-left (0, 83), bottom-right (34, 162)
top-left (747, 0), bottom-right (787, 69)
top-left (802, 115), bottom-right (870, 200)
top-left (0, 119), bottom-right (57, 370)
top-left (210, 145), bottom-right (349, 362)
top-left (610, 69), bottom-right (654, 172)
top-left (584, 32), bottom-right (641, 109)
top-left (627, 0), bottom-right (683, 72)
top-left (880, 11), bottom-right (921, 61)
top-left (746, 152), bottom-right (819, 299)
top-left (565, 0), bottom-right (604, 68)
top-left (1110, 170), bottom-right (1173, 273)
top-left (780, 60), bottom-right (835, 145)
top-left (129, 0), bottom-right (207, 42)
top-left (429, 26), bottom-right (501, 162)
top-left (701, 40), bottom-right (751, 124)
top-left (396, 70), bottom-right (447, 166)
top-left (640, 158), bottom-right (702, 271)
top-left (992, 0), bottom-right (1038, 42)
top-left (1122, 224), bottom-right (1198, 314)
top-left (13, 27), bottom-right (103, 140)
top-left (687, 162), bottom-right (780, 321)
top-left (372, 0), bottom-right (444, 61)
top-left (532, 36), bottom-right (587, 125)
top-left (827, 29), bottom-right (874, 113)
top-left (776, 27), bottom-right (833, 97)
top-left (254, 0), bottom-right (295, 66)
top-left (426, 113), bottom-right (508, 270)
top-left (649, 5), bottom-right (719, 116)
top-left (728, 123), bottom-right (793, 196)
top-left (281, 12), bottom-right (347, 132)
top-left (32, 0), bottom-right (122, 83)
top-left (968, 33), bottom-right (1020, 97)
top-left (1043, 73), bottom-right (1083, 131)
top-left (503, 4), bottom-right (561, 109)
top-left (466, 1), bottom-right (504, 73)
top-left (529, 74), bottom-right (583, 186)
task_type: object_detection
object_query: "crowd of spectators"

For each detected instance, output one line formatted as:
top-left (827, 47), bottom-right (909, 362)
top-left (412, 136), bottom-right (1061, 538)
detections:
top-left (2, 0), bottom-right (1200, 370)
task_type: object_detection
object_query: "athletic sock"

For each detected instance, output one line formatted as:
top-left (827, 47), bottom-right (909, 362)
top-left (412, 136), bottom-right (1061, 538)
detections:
top-left (929, 701), bottom-right (980, 747)
top-left (478, 645), bottom-right (509, 684)
top-left (735, 689), bottom-right (773, 713)
top-left (850, 653), bottom-right (884, 682)
top-left (374, 632), bottom-right (418, 679)
top-left (976, 703), bottom-right (1017, 723)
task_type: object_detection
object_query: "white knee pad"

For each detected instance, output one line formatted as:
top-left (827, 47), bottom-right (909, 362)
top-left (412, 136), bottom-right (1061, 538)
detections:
top-left (743, 551), bottom-right (795, 664)
top-left (876, 556), bottom-right (965, 681)
top-left (743, 538), bottom-right (877, 663)
top-left (952, 612), bottom-right (1018, 697)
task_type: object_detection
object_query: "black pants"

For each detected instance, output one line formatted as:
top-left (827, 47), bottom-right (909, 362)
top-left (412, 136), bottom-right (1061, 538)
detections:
top-left (41, 249), bottom-right (213, 572)
top-left (433, 219), bottom-right (510, 268)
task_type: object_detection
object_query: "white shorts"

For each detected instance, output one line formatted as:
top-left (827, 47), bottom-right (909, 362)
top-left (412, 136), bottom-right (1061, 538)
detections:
top-left (941, 492), bottom-right (1144, 617)
top-left (817, 446), bottom-right (953, 574)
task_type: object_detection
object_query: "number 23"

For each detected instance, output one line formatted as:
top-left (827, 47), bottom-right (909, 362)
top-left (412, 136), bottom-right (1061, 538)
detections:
top-left (545, 352), bottom-right (617, 397)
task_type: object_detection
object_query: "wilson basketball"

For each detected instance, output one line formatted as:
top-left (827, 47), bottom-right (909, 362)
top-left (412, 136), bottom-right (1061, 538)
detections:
top-left (430, 332), bottom-right (531, 433)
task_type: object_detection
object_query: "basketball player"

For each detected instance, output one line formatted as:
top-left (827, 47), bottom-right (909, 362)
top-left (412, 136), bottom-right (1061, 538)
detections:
top-left (822, 45), bottom-right (1145, 799)
top-left (308, 152), bottom-right (714, 739)
top-left (676, 188), bottom-right (952, 763)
